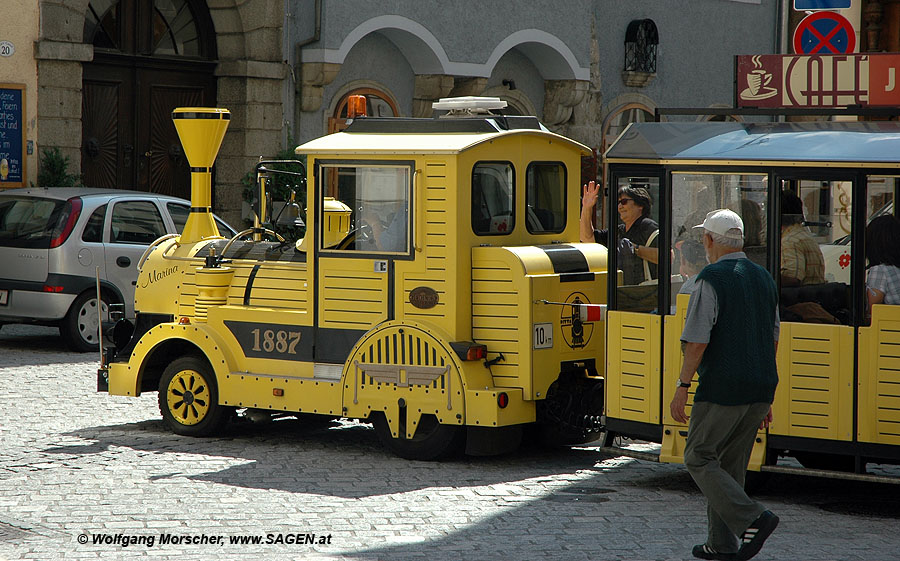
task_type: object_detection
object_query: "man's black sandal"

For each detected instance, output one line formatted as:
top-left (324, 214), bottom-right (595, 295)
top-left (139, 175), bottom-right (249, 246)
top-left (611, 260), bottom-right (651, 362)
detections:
top-left (692, 543), bottom-right (737, 560)
top-left (737, 510), bottom-right (779, 561)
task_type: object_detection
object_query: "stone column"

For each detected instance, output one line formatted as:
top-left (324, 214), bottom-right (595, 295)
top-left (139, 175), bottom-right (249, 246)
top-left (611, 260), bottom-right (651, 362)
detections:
top-left (298, 62), bottom-right (341, 112)
top-left (412, 74), bottom-right (454, 117)
top-left (448, 77), bottom-right (488, 97)
top-left (864, 0), bottom-right (884, 51)
top-left (883, 1), bottom-right (900, 52)
top-left (215, 60), bottom-right (287, 227)
top-left (33, 39), bottom-right (93, 169)
top-left (542, 79), bottom-right (589, 128)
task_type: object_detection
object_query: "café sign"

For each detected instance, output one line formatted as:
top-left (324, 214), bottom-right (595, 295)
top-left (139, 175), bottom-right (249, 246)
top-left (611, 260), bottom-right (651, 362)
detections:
top-left (736, 53), bottom-right (900, 108)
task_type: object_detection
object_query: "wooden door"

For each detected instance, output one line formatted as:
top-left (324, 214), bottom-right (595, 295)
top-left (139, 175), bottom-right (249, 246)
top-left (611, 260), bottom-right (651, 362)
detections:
top-left (81, 0), bottom-right (216, 199)
top-left (136, 66), bottom-right (212, 197)
top-left (82, 62), bottom-right (135, 190)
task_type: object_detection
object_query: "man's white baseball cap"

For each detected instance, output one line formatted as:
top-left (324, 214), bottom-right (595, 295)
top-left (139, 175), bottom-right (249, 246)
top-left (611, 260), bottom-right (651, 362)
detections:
top-left (693, 209), bottom-right (744, 240)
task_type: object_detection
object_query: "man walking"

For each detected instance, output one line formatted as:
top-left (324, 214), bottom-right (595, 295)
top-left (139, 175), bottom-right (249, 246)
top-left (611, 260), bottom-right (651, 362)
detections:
top-left (670, 209), bottom-right (780, 561)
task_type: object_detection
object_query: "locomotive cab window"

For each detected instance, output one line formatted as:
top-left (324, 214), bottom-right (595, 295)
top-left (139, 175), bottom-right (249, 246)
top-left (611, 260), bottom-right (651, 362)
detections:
top-left (526, 162), bottom-right (566, 234)
top-left (472, 162), bottom-right (514, 235)
top-left (318, 164), bottom-right (411, 254)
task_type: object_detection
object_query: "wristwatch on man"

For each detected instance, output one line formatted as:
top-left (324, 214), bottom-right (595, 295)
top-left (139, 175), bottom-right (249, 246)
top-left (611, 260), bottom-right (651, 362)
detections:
top-left (676, 379), bottom-right (691, 389)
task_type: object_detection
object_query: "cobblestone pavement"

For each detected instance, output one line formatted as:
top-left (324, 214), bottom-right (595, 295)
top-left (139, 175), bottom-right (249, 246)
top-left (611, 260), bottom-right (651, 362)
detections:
top-left (0, 324), bottom-right (899, 561)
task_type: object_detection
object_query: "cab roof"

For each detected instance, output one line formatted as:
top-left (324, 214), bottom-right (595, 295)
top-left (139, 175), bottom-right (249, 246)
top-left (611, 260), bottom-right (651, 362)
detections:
top-left (605, 121), bottom-right (900, 167)
top-left (296, 116), bottom-right (590, 156)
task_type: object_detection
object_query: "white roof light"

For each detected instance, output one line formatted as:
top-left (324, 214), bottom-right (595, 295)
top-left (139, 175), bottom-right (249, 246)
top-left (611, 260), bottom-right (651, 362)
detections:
top-left (432, 96), bottom-right (508, 113)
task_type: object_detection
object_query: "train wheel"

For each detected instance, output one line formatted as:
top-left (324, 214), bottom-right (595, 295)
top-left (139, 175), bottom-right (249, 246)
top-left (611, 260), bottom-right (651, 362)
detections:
top-left (372, 413), bottom-right (464, 461)
top-left (158, 356), bottom-right (230, 437)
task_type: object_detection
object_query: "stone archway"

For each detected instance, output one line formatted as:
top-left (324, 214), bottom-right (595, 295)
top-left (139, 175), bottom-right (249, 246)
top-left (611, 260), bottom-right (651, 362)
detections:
top-left (81, 0), bottom-right (218, 198)
top-left (36, 0), bottom-right (287, 224)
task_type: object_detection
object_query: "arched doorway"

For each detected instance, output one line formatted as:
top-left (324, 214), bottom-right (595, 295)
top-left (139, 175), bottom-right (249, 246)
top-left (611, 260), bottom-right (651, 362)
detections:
top-left (81, 0), bottom-right (217, 199)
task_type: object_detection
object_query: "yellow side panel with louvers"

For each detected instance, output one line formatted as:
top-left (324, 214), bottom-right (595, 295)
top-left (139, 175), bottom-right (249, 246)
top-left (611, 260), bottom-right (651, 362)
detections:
top-left (606, 310), bottom-right (661, 424)
top-left (858, 305), bottom-right (900, 446)
top-left (771, 322), bottom-right (854, 441)
top-left (317, 257), bottom-right (388, 330)
top-left (398, 159), bottom-right (458, 331)
top-left (470, 249), bottom-right (531, 396)
top-left (226, 264), bottom-right (311, 313)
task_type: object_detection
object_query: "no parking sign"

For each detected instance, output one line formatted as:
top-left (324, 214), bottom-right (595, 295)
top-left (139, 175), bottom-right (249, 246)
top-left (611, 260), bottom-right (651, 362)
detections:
top-left (793, 11), bottom-right (856, 54)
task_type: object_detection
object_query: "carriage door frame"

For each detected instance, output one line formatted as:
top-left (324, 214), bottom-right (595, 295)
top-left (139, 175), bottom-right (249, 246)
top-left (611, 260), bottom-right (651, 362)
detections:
top-left (771, 168), bottom-right (863, 451)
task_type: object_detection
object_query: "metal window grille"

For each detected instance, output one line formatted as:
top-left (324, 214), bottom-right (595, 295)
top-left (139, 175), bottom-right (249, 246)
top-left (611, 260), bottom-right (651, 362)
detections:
top-left (624, 19), bottom-right (659, 73)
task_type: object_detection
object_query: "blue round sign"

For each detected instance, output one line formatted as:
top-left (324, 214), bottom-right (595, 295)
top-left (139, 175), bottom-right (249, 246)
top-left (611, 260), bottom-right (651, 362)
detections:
top-left (794, 12), bottom-right (856, 55)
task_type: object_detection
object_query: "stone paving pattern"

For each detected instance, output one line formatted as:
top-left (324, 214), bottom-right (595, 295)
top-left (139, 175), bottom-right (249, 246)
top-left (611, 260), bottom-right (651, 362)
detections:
top-left (0, 325), bottom-right (899, 560)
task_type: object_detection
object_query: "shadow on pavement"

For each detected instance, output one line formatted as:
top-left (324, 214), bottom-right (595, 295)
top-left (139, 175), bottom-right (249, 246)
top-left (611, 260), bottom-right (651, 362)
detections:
top-left (0, 325), bottom-right (96, 366)
top-left (48, 417), bottom-right (614, 500)
top-left (42, 418), bottom-right (900, 560)
top-left (46, 418), bottom-right (688, 560)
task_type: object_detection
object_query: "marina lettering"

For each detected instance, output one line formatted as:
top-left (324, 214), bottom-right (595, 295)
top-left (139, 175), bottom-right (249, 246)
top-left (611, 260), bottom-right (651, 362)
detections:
top-left (140, 265), bottom-right (179, 288)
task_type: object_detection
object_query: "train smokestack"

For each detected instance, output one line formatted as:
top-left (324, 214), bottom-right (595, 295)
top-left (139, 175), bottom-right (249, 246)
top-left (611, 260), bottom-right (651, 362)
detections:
top-left (171, 107), bottom-right (230, 243)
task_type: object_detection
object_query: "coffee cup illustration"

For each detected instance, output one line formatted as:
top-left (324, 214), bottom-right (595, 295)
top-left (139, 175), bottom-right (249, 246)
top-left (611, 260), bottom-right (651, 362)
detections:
top-left (0, 159), bottom-right (8, 181)
top-left (746, 69), bottom-right (773, 96)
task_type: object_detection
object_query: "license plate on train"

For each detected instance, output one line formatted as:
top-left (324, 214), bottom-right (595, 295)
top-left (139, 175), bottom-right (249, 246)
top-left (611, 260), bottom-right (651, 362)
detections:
top-left (533, 323), bottom-right (553, 349)
top-left (0, 289), bottom-right (7, 305)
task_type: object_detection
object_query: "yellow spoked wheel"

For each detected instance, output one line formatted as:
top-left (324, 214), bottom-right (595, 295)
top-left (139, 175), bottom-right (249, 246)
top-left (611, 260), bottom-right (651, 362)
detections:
top-left (158, 356), bottom-right (230, 436)
top-left (166, 369), bottom-right (210, 425)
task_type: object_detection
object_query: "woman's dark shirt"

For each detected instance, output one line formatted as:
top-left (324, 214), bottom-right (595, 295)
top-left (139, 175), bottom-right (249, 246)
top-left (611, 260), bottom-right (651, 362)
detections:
top-left (594, 216), bottom-right (659, 285)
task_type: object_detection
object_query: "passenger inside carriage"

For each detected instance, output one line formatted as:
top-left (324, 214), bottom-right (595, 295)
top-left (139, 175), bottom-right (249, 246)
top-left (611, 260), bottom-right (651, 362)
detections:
top-left (580, 181), bottom-right (659, 285)
top-left (780, 190), bottom-right (825, 287)
top-left (865, 214), bottom-right (900, 321)
top-left (779, 189), bottom-right (849, 325)
top-left (677, 239), bottom-right (707, 296)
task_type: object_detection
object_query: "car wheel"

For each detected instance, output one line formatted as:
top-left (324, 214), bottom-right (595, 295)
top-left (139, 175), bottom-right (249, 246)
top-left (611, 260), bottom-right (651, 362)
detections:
top-left (158, 356), bottom-right (231, 437)
top-left (61, 291), bottom-right (110, 352)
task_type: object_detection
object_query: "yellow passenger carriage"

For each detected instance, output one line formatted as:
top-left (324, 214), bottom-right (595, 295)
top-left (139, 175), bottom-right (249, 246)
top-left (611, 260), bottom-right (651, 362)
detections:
top-left (602, 120), bottom-right (900, 481)
top-left (99, 99), bottom-right (608, 460)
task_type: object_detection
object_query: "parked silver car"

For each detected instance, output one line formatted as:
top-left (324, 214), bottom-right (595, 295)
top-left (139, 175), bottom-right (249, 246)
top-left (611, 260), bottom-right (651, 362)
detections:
top-left (0, 188), bottom-right (237, 351)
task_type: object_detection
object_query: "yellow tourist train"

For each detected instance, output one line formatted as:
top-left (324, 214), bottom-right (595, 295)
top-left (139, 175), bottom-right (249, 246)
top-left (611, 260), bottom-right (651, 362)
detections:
top-left (602, 120), bottom-right (900, 483)
top-left (98, 99), bottom-right (607, 460)
top-left (99, 101), bottom-right (900, 481)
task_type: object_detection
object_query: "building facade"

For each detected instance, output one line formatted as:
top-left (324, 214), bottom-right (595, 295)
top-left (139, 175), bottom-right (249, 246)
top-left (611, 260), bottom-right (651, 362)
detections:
top-left (0, 0), bottom-right (39, 188)
top-left (17, 0), bottom-right (798, 225)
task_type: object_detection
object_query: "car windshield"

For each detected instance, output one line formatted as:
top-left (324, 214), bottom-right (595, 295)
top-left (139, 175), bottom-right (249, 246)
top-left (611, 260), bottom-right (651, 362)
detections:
top-left (0, 196), bottom-right (66, 249)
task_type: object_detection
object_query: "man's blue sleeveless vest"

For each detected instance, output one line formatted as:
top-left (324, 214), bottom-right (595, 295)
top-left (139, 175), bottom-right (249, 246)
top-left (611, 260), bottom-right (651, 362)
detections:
top-left (694, 257), bottom-right (778, 405)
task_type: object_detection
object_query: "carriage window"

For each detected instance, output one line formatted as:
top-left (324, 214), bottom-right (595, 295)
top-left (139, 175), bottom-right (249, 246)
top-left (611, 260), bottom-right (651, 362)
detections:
top-left (319, 165), bottom-right (410, 253)
top-left (472, 162), bottom-right (514, 235)
top-left (779, 179), bottom-right (850, 325)
top-left (670, 173), bottom-right (768, 312)
top-left (526, 162), bottom-right (566, 234)
top-left (614, 176), bottom-right (661, 313)
top-left (864, 176), bottom-right (899, 323)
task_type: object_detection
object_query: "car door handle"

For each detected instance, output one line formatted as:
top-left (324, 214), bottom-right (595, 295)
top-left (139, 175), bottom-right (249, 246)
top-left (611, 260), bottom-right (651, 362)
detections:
top-left (116, 256), bottom-right (131, 268)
